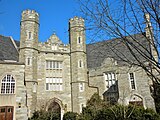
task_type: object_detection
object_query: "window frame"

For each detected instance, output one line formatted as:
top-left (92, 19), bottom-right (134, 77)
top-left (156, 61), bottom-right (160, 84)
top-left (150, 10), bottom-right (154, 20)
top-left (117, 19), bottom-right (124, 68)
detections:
top-left (45, 77), bottom-right (63, 91)
top-left (128, 72), bottom-right (136, 90)
top-left (77, 36), bottom-right (82, 44)
top-left (26, 57), bottom-right (32, 66)
top-left (104, 72), bottom-right (117, 91)
top-left (79, 83), bottom-right (84, 92)
top-left (78, 60), bottom-right (83, 68)
top-left (1, 75), bottom-right (16, 94)
top-left (46, 61), bottom-right (63, 70)
top-left (28, 31), bottom-right (32, 40)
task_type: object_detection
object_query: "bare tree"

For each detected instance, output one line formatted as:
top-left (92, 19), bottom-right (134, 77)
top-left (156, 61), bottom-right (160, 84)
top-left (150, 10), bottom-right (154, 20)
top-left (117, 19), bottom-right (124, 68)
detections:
top-left (78, 0), bottom-right (160, 84)
top-left (78, 0), bottom-right (160, 112)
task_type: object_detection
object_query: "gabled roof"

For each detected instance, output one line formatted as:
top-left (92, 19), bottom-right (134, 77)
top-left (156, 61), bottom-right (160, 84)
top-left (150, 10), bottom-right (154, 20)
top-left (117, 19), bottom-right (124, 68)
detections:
top-left (0, 35), bottom-right (19, 61)
top-left (86, 33), bottom-right (150, 68)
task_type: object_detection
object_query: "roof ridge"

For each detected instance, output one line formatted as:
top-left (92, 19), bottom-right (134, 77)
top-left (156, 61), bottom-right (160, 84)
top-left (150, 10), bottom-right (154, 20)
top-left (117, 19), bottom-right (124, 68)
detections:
top-left (10, 36), bottom-right (19, 52)
top-left (87, 32), bottom-right (145, 45)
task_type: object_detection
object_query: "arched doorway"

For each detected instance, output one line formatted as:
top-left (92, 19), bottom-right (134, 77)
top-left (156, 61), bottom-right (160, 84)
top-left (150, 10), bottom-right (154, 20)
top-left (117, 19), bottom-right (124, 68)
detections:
top-left (46, 98), bottom-right (63, 120)
top-left (48, 102), bottom-right (61, 116)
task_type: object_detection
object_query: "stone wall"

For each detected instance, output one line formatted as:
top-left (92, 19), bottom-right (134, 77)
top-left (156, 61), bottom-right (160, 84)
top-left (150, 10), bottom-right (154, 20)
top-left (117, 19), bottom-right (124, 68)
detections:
top-left (36, 51), bottom-right (72, 112)
top-left (0, 62), bottom-right (28, 120)
top-left (88, 58), bottom-right (155, 110)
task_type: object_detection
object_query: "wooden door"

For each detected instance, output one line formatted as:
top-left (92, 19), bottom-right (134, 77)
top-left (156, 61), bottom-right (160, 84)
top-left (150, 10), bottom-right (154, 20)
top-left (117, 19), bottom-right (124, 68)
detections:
top-left (0, 107), bottom-right (6, 120)
top-left (0, 106), bottom-right (13, 120)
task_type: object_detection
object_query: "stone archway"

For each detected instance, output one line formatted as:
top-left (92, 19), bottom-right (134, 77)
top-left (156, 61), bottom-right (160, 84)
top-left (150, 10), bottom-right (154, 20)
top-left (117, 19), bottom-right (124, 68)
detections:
top-left (48, 101), bottom-right (61, 113)
top-left (46, 98), bottom-right (63, 120)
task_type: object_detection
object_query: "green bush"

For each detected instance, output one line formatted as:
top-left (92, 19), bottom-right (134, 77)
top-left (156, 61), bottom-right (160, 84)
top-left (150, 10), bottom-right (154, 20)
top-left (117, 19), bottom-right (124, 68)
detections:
top-left (29, 110), bottom-right (60, 120)
top-left (63, 112), bottom-right (78, 120)
top-left (94, 108), bottom-right (115, 120)
top-left (79, 106), bottom-right (95, 120)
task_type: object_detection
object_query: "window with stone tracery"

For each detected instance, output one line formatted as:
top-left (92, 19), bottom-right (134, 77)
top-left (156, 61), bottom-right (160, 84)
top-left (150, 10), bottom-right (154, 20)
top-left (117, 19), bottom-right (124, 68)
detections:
top-left (46, 77), bottom-right (63, 91)
top-left (1, 75), bottom-right (15, 94)
top-left (46, 61), bottom-right (62, 70)
top-left (103, 72), bottom-right (118, 104)
top-left (104, 73), bottom-right (117, 91)
top-left (129, 73), bottom-right (136, 90)
top-left (46, 60), bottom-right (63, 91)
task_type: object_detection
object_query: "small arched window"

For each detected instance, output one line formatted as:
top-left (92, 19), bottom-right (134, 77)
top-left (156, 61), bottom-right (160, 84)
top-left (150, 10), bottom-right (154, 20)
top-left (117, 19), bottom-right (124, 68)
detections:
top-left (1, 75), bottom-right (15, 94)
top-left (28, 32), bottom-right (32, 40)
top-left (77, 36), bottom-right (82, 44)
top-left (79, 60), bottom-right (83, 68)
top-left (26, 57), bottom-right (32, 66)
top-left (33, 83), bottom-right (37, 93)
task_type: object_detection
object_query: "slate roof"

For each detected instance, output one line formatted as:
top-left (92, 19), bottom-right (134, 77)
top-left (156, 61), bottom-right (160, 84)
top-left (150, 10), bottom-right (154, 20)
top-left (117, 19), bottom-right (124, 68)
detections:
top-left (86, 33), bottom-right (150, 68)
top-left (0, 35), bottom-right (19, 61)
top-left (0, 33), bottom-right (150, 68)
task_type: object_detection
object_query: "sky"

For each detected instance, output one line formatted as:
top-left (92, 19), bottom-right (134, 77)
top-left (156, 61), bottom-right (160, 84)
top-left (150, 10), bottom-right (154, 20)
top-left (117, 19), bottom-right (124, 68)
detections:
top-left (0, 0), bottom-right (80, 44)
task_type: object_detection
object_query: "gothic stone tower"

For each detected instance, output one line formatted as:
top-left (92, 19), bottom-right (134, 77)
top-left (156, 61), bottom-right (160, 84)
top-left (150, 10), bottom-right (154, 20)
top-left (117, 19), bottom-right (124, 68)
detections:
top-left (69, 17), bottom-right (88, 113)
top-left (19, 10), bottom-right (39, 117)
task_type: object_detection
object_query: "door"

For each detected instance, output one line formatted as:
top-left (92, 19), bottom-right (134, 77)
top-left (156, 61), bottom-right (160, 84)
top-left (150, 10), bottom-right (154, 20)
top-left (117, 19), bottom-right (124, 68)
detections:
top-left (0, 106), bottom-right (13, 120)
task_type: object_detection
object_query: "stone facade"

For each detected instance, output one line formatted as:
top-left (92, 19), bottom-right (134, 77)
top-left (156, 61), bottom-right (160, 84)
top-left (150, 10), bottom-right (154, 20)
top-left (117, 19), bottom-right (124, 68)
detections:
top-left (0, 62), bottom-right (27, 120)
top-left (0, 9), bottom-right (156, 120)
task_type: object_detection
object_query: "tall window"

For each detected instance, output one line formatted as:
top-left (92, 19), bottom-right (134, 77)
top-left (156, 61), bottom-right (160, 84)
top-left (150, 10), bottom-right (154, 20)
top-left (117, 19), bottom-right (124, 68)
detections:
top-left (28, 32), bottom-right (32, 40)
top-left (46, 78), bottom-right (63, 91)
top-left (104, 73), bottom-right (117, 91)
top-left (1, 75), bottom-right (15, 94)
top-left (79, 83), bottom-right (84, 92)
top-left (78, 60), bottom-right (83, 68)
top-left (129, 73), bottom-right (136, 90)
top-left (46, 60), bottom-right (63, 91)
top-left (46, 61), bottom-right (62, 70)
top-left (77, 36), bottom-right (82, 44)
top-left (27, 58), bottom-right (32, 66)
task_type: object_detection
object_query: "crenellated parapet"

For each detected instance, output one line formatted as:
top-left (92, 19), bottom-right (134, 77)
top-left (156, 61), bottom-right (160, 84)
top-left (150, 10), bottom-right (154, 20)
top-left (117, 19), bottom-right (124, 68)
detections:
top-left (69, 16), bottom-right (85, 29)
top-left (21, 9), bottom-right (39, 24)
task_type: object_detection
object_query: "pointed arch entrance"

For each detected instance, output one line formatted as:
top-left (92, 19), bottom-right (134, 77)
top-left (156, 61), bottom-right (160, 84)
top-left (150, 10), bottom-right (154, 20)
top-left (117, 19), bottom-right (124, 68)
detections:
top-left (46, 98), bottom-right (63, 120)
top-left (48, 101), bottom-right (61, 113)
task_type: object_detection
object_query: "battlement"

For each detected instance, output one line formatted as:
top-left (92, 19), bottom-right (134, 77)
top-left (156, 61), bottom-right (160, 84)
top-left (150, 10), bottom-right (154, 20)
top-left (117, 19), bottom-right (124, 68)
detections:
top-left (21, 9), bottom-right (39, 23)
top-left (69, 16), bottom-right (84, 27)
top-left (22, 9), bottom-right (39, 16)
top-left (69, 16), bottom-right (84, 22)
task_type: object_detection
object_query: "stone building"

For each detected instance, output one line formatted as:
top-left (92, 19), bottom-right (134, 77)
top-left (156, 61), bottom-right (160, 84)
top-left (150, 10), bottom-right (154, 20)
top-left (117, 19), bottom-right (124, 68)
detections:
top-left (0, 9), bottom-right (156, 120)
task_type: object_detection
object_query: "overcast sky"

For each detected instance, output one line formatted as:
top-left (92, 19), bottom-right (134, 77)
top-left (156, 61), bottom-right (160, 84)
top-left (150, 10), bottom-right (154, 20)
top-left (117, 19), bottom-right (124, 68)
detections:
top-left (0, 0), bottom-right (80, 44)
